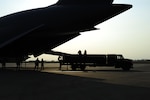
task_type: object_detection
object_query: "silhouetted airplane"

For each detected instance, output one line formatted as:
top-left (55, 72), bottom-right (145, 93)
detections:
top-left (0, 0), bottom-right (132, 61)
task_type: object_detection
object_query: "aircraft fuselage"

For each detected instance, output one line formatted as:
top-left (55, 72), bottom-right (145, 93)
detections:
top-left (0, 1), bottom-right (132, 61)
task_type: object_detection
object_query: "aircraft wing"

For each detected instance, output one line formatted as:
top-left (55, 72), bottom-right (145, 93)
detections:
top-left (0, 22), bottom-right (81, 58)
top-left (0, 24), bottom-right (44, 48)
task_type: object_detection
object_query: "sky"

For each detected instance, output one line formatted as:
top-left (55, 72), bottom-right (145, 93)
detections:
top-left (0, 0), bottom-right (150, 61)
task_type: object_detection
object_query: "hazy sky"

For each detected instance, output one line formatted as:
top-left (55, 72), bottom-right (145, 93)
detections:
top-left (0, 0), bottom-right (150, 61)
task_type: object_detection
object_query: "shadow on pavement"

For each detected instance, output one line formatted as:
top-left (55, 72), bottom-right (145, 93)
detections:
top-left (61, 69), bottom-right (143, 72)
top-left (0, 69), bottom-right (149, 100)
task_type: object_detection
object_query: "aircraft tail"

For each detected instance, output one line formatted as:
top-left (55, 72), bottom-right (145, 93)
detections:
top-left (57, 0), bottom-right (114, 5)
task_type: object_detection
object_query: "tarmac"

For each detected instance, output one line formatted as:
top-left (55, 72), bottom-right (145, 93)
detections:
top-left (0, 63), bottom-right (150, 100)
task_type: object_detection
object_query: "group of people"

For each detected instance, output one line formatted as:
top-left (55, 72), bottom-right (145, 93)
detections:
top-left (1, 50), bottom-right (87, 70)
top-left (0, 58), bottom-right (21, 70)
top-left (0, 58), bottom-right (44, 71)
top-left (34, 58), bottom-right (44, 70)
top-left (58, 50), bottom-right (87, 70)
top-left (78, 50), bottom-right (87, 56)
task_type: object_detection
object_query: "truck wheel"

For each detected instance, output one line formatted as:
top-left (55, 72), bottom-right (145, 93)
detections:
top-left (120, 61), bottom-right (132, 71)
top-left (71, 65), bottom-right (76, 71)
top-left (80, 65), bottom-right (86, 71)
top-left (122, 67), bottom-right (130, 71)
top-left (121, 64), bottom-right (130, 71)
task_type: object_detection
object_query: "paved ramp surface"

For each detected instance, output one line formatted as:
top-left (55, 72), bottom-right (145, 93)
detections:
top-left (0, 63), bottom-right (150, 100)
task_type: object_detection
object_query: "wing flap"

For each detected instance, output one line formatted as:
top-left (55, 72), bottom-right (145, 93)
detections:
top-left (57, 0), bottom-right (114, 5)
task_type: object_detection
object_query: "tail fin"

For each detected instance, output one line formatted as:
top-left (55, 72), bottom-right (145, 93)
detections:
top-left (57, 0), bottom-right (114, 5)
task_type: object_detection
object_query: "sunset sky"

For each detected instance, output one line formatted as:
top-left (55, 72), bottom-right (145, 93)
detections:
top-left (0, 0), bottom-right (149, 61)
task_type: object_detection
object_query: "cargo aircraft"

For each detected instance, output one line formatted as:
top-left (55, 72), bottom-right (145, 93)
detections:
top-left (0, 0), bottom-right (132, 62)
